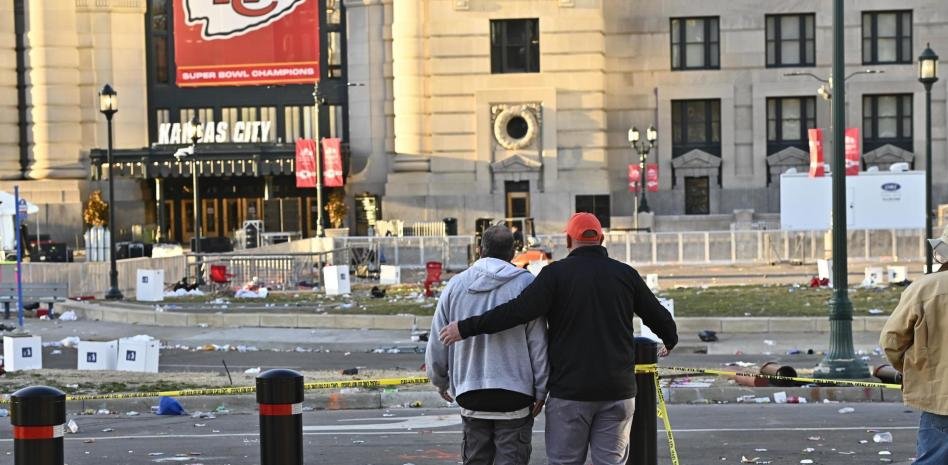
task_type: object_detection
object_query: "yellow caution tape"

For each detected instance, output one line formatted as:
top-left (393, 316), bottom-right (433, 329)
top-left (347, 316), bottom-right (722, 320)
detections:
top-left (0, 377), bottom-right (433, 404)
top-left (659, 366), bottom-right (900, 390)
top-left (654, 373), bottom-right (680, 465)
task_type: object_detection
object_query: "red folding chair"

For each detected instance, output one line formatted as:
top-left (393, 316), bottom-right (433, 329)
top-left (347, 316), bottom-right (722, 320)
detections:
top-left (209, 264), bottom-right (235, 293)
top-left (424, 261), bottom-right (443, 297)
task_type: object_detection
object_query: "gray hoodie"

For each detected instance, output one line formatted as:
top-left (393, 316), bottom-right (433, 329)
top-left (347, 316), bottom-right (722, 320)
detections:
top-left (426, 258), bottom-right (549, 402)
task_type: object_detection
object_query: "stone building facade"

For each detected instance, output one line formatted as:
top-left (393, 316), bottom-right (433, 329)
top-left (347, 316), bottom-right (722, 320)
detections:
top-left (345, 0), bottom-right (948, 233)
top-left (2, 0), bottom-right (947, 243)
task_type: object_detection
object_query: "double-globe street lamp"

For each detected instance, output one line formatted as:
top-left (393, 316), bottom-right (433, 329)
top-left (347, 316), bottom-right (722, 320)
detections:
top-left (98, 84), bottom-right (123, 300)
top-left (627, 126), bottom-right (658, 221)
top-left (918, 44), bottom-right (939, 274)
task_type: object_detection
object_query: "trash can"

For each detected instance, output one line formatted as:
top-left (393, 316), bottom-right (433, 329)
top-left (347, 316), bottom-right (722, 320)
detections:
top-left (443, 217), bottom-right (458, 236)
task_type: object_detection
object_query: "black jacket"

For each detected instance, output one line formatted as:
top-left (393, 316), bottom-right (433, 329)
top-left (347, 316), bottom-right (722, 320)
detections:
top-left (458, 246), bottom-right (678, 401)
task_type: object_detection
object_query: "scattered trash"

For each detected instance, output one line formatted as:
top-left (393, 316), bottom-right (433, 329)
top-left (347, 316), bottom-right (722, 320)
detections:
top-left (157, 396), bottom-right (186, 416)
top-left (868, 308), bottom-right (884, 315)
top-left (101, 428), bottom-right (114, 432)
top-left (698, 330), bottom-right (718, 342)
top-left (60, 336), bottom-right (80, 348)
top-left (741, 456), bottom-right (760, 464)
top-left (244, 367), bottom-right (261, 375)
top-left (97, 409), bottom-right (111, 415)
top-left (872, 432), bottom-right (893, 443)
top-left (800, 460), bottom-right (814, 464)
top-left (763, 340), bottom-right (776, 346)
top-left (50, 350), bottom-right (61, 355)
top-left (59, 311), bottom-right (78, 321)
top-left (370, 287), bottom-right (386, 298)
top-left (838, 407), bottom-right (855, 414)
top-left (352, 440), bottom-right (366, 444)
top-left (67, 419), bottom-right (79, 433)
top-left (878, 451), bottom-right (891, 455)
top-left (773, 392), bottom-right (787, 404)
top-left (341, 367), bottom-right (359, 375)
top-left (126, 411), bottom-right (140, 416)
top-left (0, 408), bottom-right (8, 417)
top-left (807, 436), bottom-right (822, 441)
top-left (803, 448), bottom-right (815, 453)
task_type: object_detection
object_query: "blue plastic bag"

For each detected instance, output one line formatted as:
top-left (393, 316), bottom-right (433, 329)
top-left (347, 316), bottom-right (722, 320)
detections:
top-left (156, 396), bottom-right (186, 415)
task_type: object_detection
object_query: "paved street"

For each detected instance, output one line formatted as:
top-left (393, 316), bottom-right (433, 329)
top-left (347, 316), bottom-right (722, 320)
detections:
top-left (0, 403), bottom-right (918, 464)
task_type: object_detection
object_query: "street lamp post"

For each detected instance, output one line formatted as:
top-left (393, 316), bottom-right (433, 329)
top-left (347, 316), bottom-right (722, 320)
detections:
top-left (628, 126), bottom-right (658, 218)
top-left (188, 116), bottom-right (204, 284)
top-left (312, 84), bottom-right (325, 237)
top-left (98, 84), bottom-right (123, 300)
top-left (918, 44), bottom-right (939, 274)
top-left (813, 0), bottom-right (869, 379)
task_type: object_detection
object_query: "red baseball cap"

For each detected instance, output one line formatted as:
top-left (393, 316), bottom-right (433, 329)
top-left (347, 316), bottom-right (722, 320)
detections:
top-left (565, 212), bottom-right (603, 242)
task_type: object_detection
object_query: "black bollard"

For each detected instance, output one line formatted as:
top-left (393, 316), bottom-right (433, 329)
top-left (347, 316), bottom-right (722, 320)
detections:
top-left (257, 369), bottom-right (305, 465)
top-left (628, 338), bottom-right (658, 465)
top-left (11, 386), bottom-right (66, 465)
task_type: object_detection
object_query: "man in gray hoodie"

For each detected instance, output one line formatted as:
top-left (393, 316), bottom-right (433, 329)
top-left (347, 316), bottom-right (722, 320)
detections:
top-left (426, 225), bottom-right (549, 465)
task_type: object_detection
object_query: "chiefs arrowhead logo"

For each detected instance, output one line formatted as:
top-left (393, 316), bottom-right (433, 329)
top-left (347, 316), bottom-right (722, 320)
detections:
top-left (185, 0), bottom-right (306, 40)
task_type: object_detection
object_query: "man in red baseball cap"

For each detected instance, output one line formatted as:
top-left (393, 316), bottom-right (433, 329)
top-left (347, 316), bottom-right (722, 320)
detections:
top-left (439, 212), bottom-right (677, 465)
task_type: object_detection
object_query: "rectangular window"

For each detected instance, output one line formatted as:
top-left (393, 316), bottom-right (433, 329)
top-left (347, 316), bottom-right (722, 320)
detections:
top-left (862, 11), bottom-right (912, 64)
top-left (328, 31), bottom-right (344, 78)
top-left (490, 19), bottom-right (540, 74)
top-left (766, 14), bottom-right (815, 67)
top-left (766, 97), bottom-right (817, 153)
top-left (575, 195), bottom-right (611, 229)
top-left (671, 99), bottom-right (721, 157)
top-left (149, 0), bottom-right (170, 84)
top-left (863, 94), bottom-right (913, 152)
top-left (671, 17), bottom-right (720, 70)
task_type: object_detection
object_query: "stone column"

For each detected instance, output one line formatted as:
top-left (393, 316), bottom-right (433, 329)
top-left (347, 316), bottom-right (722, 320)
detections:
top-left (25, 0), bottom-right (85, 179)
top-left (75, 0), bottom-right (149, 152)
top-left (344, 0), bottom-right (390, 192)
top-left (0, 1), bottom-right (22, 178)
top-left (390, 0), bottom-right (429, 172)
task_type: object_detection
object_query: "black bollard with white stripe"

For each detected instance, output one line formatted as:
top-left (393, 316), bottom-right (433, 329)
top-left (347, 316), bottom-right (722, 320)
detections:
top-left (257, 369), bottom-right (305, 465)
top-left (628, 338), bottom-right (658, 465)
top-left (11, 386), bottom-right (66, 465)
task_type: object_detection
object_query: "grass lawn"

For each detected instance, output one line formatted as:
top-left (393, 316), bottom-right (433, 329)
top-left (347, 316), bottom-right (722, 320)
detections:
top-left (157, 282), bottom-right (906, 318)
top-left (661, 285), bottom-right (903, 317)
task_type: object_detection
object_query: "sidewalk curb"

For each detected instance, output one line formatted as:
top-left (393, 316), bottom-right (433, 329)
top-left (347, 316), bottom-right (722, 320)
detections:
top-left (61, 300), bottom-right (890, 334)
top-left (64, 386), bottom-right (900, 415)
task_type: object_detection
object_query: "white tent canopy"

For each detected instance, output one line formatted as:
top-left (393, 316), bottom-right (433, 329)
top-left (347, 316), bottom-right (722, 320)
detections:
top-left (0, 191), bottom-right (39, 215)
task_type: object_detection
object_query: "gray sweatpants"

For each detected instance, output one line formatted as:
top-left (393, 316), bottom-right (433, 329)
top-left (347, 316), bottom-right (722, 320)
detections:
top-left (462, 415), bottom-right (534, 465)
top-left (545, 397), bottom-right (636, 465)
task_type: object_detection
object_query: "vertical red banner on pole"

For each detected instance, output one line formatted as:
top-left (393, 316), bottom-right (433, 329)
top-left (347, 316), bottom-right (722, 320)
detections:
top-left (295, 139), bottom-right (317, 188)
top-left (808, 128), bottom-right (825, 178)
top-left (645, 163), bottom-right (659, 192)
top-left (321, 138), bottom-right (344, 187)
top-left (844, 127), bottom-right (861, 176)
top-left (628, 164), bottom-right (641, 193)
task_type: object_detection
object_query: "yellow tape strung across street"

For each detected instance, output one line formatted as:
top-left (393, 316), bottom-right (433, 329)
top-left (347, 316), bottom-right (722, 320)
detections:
top-left (0, 377), bottom-right (433, 404)
top-left (658, 366), bottom-right (900, 390)
top-left (654, 373), bottom-right (680, 465)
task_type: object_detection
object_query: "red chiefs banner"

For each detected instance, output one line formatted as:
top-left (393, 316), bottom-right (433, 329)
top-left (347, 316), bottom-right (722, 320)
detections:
top-left (321, 138), bottom-right (344, 187)
top-left (173, 0), bottom-right (319, 87)
top-left (627, 164), bottom-right (641, 193)
top-left (808, 128), bottom-right (825, 178)
top-left (645, 163), bottom-right (659, 193)
top-left (844, 128), bottom-right (861, 176)
top-left (295, 139), bottom-right (317, 188)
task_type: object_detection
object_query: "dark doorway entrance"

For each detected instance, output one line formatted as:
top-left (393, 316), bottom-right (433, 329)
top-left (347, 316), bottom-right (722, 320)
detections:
top-left (504, 181), bottom-right (530, 219)
top-left (684, 176), bottom-right (710, 215)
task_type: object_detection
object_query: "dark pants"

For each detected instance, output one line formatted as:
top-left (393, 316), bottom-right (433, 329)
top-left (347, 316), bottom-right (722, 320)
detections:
top-left (462, 415), bottom-right (534, 465)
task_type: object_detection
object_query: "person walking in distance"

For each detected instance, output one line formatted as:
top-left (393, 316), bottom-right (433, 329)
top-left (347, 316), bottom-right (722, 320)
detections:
top-left (439, 212), bottom-right (677, 465)
top-left (880, 225), bottom-right (948, 464)
top-left (426, 225), bottom-right (548, 465)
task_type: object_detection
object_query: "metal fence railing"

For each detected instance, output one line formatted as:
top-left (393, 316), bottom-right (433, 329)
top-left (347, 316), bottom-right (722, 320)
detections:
top-left (184, 228), bottom-right (926, 290)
